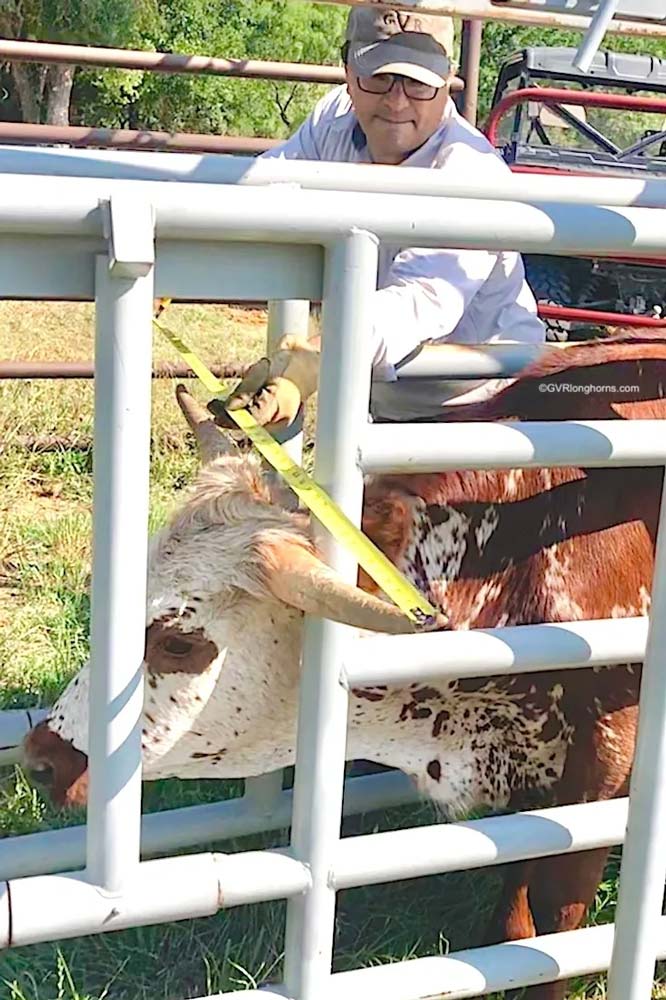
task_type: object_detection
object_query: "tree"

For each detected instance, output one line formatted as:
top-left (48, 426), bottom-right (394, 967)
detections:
top-left (0, 0), bottom-right (155, 125)
top-left (74, 0), bottom-right (348, 139)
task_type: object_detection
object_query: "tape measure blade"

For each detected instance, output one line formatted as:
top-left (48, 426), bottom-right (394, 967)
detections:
top-left (220, 398), bottom-right (437, 618)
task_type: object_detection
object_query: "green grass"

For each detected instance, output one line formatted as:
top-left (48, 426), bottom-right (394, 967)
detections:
top-left (0, 301), bottom-right (662, 999)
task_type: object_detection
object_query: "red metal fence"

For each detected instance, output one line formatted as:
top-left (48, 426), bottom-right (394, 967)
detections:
top-left (0, 32), bottom-right (467, 153)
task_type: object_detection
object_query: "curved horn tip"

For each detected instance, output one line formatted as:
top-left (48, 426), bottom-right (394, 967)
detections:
top-left (175, 382), bottom-right (238, 462)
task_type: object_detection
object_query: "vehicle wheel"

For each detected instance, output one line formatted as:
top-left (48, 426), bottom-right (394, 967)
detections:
top-left (524, 258), bottom-right (574, 343)
top-left (574, 272), bottom-right (614, 339)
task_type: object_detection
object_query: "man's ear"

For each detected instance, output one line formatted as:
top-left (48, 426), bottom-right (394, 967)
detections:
top-left (343, 62), bottom-right (353, 97)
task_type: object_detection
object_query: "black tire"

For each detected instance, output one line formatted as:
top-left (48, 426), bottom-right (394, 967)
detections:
top-left (524, 258), bottom-right (574, 343)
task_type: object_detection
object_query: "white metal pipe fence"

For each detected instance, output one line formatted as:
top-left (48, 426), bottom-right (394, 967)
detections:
top-left (315, 920), bottom-right (666, 1000)
top-left (1, 155), bottom-right (666, 1000)
top-left (0, 770), bottom-right (416, 882)
top-left (1, 851), bottom-right (311, 947)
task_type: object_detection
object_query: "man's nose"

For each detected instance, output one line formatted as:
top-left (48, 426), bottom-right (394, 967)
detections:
top-left (384, 80), bottom-right (411, 110)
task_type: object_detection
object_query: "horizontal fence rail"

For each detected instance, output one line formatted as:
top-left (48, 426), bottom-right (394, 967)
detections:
top-left (320, 919), bottom-right (666, 1000)
top-left (0, 347), bottom-right (538, 384)
top-left (396, 341), bottom-right (565, 379)
top-left (0, 344), bottom-right (562, 383)
top-left (0, 771), bottom-right (417, 881)
top-left (360, 421), bottom-right (666, 474)
top-left (0, 797), bottom-right (630, 943)
top-left (0, 37), bottom-right (347, 85)
top-left (0, 123), bottom-right (278, 155)
top-left (0, 360), bottom-right (247, 380)
top-left (333, 798), bottom-right (629, 889)
top-left (310, 0), bottom-right (666, 36)
top-left (3, 147), bottom-right (666, 208)
top-left (0, 850), bottom-right (311, 947)
top-left (187, 919), bottom-right (666, 1000)
top-left (342, 616), bottom-right (648, 688)
top-left (3, 174), bottom-right (666, 257)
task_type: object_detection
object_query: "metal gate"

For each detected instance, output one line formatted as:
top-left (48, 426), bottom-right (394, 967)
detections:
top-left (1, 149), bottom-right (666, 1000)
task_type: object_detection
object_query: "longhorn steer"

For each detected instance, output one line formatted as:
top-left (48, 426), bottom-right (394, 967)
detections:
top-left (23, 331), bottom-right (666, 1000)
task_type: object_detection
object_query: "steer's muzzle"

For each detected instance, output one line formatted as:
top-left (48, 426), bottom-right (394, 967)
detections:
top-left (23, 721), bottom-right (89, 808)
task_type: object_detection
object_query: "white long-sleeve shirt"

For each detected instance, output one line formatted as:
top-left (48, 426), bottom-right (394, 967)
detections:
top-left (261, 86), bottom-right (545, 395)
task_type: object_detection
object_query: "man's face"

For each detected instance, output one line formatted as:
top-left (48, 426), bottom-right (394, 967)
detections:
top-left (346, 65), bottom-right (448, 165)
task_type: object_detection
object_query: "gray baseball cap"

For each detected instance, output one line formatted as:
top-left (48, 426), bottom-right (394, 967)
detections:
top-left (345, 7), bottom-right (454, 89)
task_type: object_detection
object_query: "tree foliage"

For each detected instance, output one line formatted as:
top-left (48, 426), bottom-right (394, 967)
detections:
top-left (0, 0), bottom-right (153, 123)
top-left (75, 0), bottom-right (348, 137)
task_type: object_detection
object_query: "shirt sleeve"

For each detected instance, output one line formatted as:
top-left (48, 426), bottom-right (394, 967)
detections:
top-left (259, 112), bottom-right (321, 161)
top-left (259, 85), bottom-right (350, 162)
top-left (370, 245), bottom-right (499, 374)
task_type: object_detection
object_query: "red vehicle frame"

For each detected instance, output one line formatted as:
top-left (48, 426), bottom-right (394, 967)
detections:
top-left (484, 84), bottom-right (666, 334)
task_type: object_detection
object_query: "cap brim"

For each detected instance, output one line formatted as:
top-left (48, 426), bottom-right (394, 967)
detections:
top-left (348, 40), bottom-right (448, 89)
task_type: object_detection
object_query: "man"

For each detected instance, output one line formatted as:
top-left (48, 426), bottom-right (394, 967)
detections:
top-left (210, 6), bottom-right (544, 429)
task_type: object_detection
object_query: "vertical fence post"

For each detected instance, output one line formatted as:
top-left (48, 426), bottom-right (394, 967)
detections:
top-left (459, 19), bottom-right (483, 126)
top-left (606, 468), bottom-right (666, 999)
top-left (282, 231), bottom-right (379, 999)
top-left (241, 299), bottom-right (312, 817)
top-left (86, 250), bottom-right (154, 892)
top-left (267, 299), bottom-right (310, 351)
top-left (267, 299), bottom-right (310, 462)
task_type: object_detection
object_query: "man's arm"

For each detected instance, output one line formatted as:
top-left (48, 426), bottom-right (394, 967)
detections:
top-left (260, 113), bottom-right (321, 161)
top-left (209, 245), bottom-right (542, 430)
top-left (370, 245), bottom-right (542, 379)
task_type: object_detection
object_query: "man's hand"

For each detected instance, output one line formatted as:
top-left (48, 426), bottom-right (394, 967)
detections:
top-left (207, 335), bottom-right (320, 433)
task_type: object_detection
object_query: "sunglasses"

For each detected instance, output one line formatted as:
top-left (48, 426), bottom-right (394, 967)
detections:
top-left (356, 73), bottom-right (442, 102)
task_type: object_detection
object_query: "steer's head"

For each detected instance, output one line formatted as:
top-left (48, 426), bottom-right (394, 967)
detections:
top-left (24, 386), bottom-right (423, 806)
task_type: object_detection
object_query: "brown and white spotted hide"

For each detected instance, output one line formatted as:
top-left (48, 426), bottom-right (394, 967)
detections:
top-left (24, 332), bottom-right (665, 817)
top-left (25, 455), bottom-right (310, 805)
top-left (22, 332), bottom-right (666, 999)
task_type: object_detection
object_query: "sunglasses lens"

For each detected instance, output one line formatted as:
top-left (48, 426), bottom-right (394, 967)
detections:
top-left (357, 74), bottom-right (392, 94)
top-left (356, 74), bottom-right (439, 100)
top-left (404, 80), bottom-right (438, 100)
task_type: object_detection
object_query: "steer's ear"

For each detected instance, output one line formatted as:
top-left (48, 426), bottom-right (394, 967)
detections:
top-left (257, 536), bottom-right (421, 634)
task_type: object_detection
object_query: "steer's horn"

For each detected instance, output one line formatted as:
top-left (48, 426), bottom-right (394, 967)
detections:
top-left (175, 384), bottom-right (238, 462)
top-left (264, 542), bottom-right (436, 635)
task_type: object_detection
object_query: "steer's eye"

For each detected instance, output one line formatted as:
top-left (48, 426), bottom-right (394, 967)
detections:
top-left (161, 635), bottom-right (193, 657)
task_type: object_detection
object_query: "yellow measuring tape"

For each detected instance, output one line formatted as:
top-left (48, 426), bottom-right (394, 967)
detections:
top-left (153, 302), bottom-right (438, 627)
